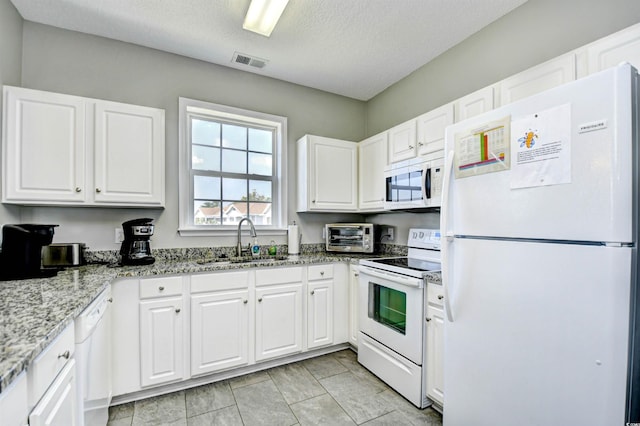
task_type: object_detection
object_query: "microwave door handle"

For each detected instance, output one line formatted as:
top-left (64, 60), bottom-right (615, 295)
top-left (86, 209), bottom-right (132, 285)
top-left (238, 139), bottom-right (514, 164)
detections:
top-left (424, 167), bottom-right (431, 200)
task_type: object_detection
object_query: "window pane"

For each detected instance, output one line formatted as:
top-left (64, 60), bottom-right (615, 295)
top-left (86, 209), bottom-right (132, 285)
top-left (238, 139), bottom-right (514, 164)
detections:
top-left (249, 128), bottom-right (272, 153)
top-left (192, 146), bottom-right (220, 171)
top-left (222, 177), bottom-right (247, 200)
top-left (223, 201), bottom-right (246, 224)
top-left (194, 201), bottom-right (221, 225)
top-left (222, 124), bottom-right (247, 149)
top-left (222, 149), bottom-right (247, 174)
top-left (192, 119), bottom-right (220, 146)
top-left (248, 180), bottom-right (271, 201)
top-left (194, 176), bottom-right (220, 199)
top-left (249, 202), bottom-right (271, 225)
top-left (248, 152), bottom-right (272, 176)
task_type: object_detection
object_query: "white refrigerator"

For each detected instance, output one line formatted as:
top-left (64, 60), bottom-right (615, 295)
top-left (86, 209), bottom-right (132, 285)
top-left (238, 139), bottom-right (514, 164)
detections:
top-left (441, 63), bottom-right (640, 425)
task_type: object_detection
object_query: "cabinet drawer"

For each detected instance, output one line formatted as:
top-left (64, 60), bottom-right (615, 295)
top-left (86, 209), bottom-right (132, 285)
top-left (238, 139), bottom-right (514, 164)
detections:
top-left (191, 271), bottom-right (250, 293)
top-left (28, 323), bottom-right (74, 408)
top-left (308, 264), bottom-right (334, 281)
top-left (255, 267), bottom-right (303, 286)
top-left (427, 283), bottom-right (444, 306)
top-left (140, 276), bottom-right (183, 299)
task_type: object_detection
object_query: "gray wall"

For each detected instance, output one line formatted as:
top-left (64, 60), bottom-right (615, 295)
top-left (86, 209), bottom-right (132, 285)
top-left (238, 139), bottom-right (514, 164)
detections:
top-left (6, 0), bottom-right (640, 249)
top-left (18, 21), bottom-right (366, 250)
top-left (366, 0), bottom-right (640, 135)
top-left (0, 0), bottom-right (23, 227)
top-left (364, 0), bottom-right (640, 243)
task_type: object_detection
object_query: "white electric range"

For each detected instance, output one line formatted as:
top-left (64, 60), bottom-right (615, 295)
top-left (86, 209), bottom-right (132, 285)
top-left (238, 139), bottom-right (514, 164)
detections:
top-left (357, 228), bottom-right (441, 408)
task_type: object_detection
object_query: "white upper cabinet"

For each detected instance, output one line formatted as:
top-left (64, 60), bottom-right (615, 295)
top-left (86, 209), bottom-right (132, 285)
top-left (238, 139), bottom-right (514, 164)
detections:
top-left (94, 101), bottom-right (165, 205)
top-left (297, 134), bottom-right (358, 212)
top-left (586, 23), bottom-right (640, 74)
top-left (3, 87), bottom-right (87, 203)
top-left (2, 86), bottom-right (165, 207)
top-left (499, 54), bottom-right (576, 106)
top-left (454, 85), bottom-right (495, 122)
top-left (416, 103), bottom-right (454, 159)
top-left (358, 131), bottom-right (388, 211)
top-left (388, 119), bottom-right (417, 163)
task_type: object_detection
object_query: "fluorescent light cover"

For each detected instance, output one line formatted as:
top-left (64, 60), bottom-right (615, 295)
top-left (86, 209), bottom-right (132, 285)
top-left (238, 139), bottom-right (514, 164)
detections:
top-left (243, 0), bottom-right (290, 37)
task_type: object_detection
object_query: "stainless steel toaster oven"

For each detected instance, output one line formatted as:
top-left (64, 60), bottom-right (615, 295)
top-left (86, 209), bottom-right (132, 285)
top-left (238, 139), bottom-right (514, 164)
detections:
top-left (325, 223), bottom-right (380, 253)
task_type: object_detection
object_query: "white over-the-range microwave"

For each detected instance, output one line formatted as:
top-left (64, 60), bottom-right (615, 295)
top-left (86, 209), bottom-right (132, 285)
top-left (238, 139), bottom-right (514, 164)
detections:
top-left (384, 156), bottom-right (444, 210)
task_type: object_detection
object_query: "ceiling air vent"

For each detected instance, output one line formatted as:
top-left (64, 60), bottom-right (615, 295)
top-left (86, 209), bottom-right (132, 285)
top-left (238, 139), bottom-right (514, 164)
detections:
top-left (232, 52), bottom-right (268, 69)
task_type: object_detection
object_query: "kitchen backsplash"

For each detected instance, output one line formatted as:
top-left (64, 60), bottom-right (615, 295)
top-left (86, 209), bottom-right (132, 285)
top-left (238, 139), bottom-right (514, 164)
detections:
top-left (84, 243), bottom-right (408, 264)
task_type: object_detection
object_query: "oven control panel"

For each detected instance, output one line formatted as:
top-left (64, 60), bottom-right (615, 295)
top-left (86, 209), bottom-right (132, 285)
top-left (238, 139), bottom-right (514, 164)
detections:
top-left (408, 228), bottom-right (441, 250)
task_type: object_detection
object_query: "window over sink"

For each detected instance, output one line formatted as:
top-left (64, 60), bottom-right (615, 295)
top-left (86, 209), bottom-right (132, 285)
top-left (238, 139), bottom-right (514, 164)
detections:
top-left (178, 97), bottom-right (288, 236)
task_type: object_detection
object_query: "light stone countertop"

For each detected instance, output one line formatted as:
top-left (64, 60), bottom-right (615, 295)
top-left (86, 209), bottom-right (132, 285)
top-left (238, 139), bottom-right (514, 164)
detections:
top-left (0, 253), bottom-right (441, 394)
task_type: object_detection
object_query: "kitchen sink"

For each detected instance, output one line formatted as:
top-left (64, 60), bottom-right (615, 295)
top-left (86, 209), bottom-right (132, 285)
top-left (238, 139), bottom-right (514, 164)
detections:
top-left (195, 255), bottom-right (289, 265)
top-left (229, 255), bottom-right (289, 263)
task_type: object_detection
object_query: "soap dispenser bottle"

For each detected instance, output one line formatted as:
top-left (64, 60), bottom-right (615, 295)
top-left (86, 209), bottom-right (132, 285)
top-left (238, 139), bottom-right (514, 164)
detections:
top-left (251, 238), bottom-right (260, 257)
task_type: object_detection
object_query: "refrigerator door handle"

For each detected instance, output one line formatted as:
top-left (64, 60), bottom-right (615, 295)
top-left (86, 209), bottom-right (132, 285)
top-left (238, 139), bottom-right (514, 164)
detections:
top-left (441, 150), bottom-right (455, 322)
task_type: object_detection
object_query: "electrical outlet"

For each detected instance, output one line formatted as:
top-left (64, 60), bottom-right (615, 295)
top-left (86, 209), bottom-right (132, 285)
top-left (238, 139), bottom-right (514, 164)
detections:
top-left (115, 228), bottom-right (124, 244)
top-left (386, 226), bottom-right (394, 241)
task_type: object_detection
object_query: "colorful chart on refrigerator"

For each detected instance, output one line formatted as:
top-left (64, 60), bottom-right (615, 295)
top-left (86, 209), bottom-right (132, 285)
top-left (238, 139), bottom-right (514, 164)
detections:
top-left (454, 116), bottom-right (511, 178)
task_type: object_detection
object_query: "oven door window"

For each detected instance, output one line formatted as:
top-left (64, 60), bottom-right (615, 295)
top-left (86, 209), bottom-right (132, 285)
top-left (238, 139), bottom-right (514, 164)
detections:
top-left (386, 170), bottom-right (423, 202)
top-left (372, 284), bottom-right (407, 334)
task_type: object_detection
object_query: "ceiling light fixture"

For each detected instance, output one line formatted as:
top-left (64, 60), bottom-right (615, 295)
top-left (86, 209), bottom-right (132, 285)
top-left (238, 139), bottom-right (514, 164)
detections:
top-left (243, 0), bottom-right (290, 37)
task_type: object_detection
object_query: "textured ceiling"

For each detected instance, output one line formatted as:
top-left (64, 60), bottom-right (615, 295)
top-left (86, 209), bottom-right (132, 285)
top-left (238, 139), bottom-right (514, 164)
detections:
top-left (10, 0), bottom-right (528, 101)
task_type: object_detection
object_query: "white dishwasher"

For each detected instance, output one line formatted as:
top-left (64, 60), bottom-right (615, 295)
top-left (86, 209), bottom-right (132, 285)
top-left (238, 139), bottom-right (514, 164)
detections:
top-left (75, 287), bottom-right (112, 426)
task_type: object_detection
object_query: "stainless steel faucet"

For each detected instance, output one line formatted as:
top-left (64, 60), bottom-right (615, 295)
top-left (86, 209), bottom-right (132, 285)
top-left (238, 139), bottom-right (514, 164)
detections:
top-left (236, 217), bottom-right (257, 257)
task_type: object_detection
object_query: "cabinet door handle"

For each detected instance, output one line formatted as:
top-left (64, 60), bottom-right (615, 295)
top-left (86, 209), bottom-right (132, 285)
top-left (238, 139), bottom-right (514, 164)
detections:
top-left (258, 298), bottom-right (263, 302)
top-left (175, 308), bottom-right (181, 313)
top-left (58, 350), bottom-right (70, 359)
top-left (243, 300), bottom-right (248, 304)
top-left (108, 298), bottom-right (113, 303)
top-left (320, 271), bottom-right (324, 276)
top-left (312, 200), bottom-right (316, 203)
top-left (159, 286), bottom-right (165, 291)
top-left (310, 290), bottom-right (315, 295)
top-left (408, 145), bottom-right (414, 149)
top-left (425, 317), bottom-right (432, 322)
top-left (75, 187), bottom-right (82, 193)
top-left (418, 142), bottom-right (424, 146)
top-left (95, 188), bottom-right (102, 193)
top-left (437, 295), bottom-right (444, 300)
top-left (354, 273), bottom-right (359, 277)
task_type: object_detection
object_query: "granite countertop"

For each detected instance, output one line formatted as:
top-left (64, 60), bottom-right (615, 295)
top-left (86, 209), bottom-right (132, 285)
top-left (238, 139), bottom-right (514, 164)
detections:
top-left (0, 252), bottom-right (441, 394)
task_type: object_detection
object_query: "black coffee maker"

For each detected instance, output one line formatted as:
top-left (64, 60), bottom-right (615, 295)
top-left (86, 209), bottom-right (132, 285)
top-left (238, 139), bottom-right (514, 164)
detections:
top-left (120, 218), bottom-right (155, 265)
top-left (0, 224), bottom-right (59, 280)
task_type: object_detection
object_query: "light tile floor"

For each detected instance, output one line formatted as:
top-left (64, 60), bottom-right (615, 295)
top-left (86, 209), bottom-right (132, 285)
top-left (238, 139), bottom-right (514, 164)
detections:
top-left (107, 349), bottom-right (443, 425)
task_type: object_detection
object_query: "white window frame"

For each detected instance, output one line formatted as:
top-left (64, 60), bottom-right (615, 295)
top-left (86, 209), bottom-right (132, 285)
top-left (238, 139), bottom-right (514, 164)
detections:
top-left (178, 97), bottom-right (288, 236)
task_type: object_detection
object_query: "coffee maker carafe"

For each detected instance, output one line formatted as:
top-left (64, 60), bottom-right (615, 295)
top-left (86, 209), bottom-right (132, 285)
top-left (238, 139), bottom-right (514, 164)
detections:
top-left (0, 224), bottom-right (59, 280)
top-left (120, 218), bottom-right (155, 265)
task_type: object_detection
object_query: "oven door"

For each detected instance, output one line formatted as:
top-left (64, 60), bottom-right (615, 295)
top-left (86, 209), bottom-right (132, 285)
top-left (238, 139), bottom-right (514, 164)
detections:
top-left (358, 265), bottom-right (425, 365)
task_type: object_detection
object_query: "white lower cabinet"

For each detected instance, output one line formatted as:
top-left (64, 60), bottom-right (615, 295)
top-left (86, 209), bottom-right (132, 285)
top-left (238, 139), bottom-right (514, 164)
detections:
top-left (111, 279), bottom-right (141, 397)
top-left (109, 263), bottom-right (349, 400)
top-left (255, 268), bottom-right (304, 361)
top-left (307, 265), bottom-right (334, 350)
top-left (190, 271), bottom-right (251, 376)
top-left (139, 276), bottom-right (185, 388)
top-left (29, 360), bottom-right (78, 426)
top-left (426, 282), bottom-right (445, 407)
top-left (0, 372), bottom-right (28, 426)
top-left (348, 265), bottom-right (359, 348)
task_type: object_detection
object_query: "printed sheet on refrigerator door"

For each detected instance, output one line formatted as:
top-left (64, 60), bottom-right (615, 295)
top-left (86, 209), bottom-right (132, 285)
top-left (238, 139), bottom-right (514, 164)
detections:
top-left (510, 103), bottom-right (572, 189)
